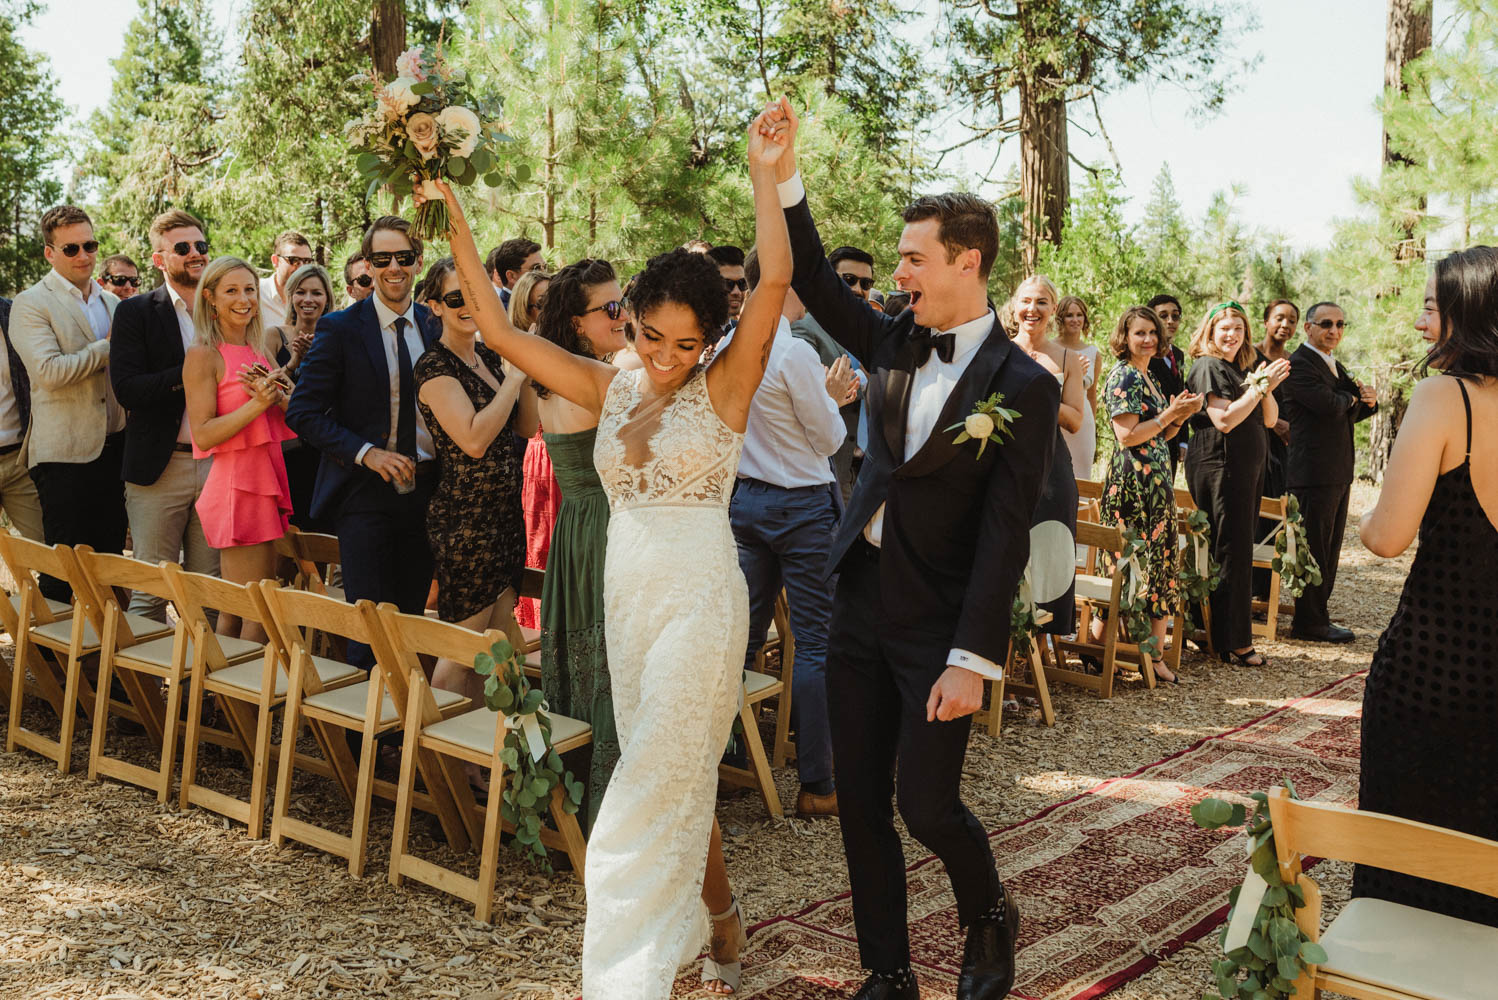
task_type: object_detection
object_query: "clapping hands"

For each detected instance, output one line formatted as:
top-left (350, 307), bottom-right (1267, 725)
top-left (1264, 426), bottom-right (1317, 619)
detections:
top-left (236, 362), bottom-right (292, 409)
top-left (1263, 357), bottom-right (1292, 389)
top-left (1165, 390), bottom-right (1202, 422)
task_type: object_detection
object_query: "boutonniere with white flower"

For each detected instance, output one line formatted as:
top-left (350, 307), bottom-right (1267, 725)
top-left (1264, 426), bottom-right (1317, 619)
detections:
top-left (1243, 366), bottom-right (1272, 396)
top-left (945, 392), bottom-right (1021, 459)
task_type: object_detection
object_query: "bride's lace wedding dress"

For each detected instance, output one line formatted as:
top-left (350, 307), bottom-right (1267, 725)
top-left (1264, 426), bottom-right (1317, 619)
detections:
top-left (581, 364), bottom-right (749, 999)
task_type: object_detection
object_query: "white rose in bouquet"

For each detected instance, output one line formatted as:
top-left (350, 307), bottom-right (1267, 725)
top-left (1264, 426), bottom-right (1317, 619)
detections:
top-left (436, 105), bottom-right (482, 159)
top-left (380, 77), bottom-right (421, 116)
top-left (964, 412), bottom-right (996, 440)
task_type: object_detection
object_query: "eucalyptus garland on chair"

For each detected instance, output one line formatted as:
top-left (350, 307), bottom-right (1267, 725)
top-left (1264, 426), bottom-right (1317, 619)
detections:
top-left (1192, 780), bottom-right (1329, 1000)
top-left (1115, 526), bottom-right (1162, 661)
top-left (473, 636), bottom-right (585, 872)
top-left (1010, 567), bottom-right (1040, 658)
top-left (1177, 508), bottom-right (1221, 628)
top-left (1272, 494), bottom-right (1322, 599)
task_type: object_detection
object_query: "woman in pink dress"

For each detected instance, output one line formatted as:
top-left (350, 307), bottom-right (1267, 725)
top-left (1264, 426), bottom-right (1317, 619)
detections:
top-left (183, 256), bottom-right (295, 642)
top-left (508, 269), bottom-right (556, 630)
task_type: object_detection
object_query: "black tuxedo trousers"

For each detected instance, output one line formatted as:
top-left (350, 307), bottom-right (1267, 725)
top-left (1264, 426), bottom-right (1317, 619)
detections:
top-left (828, 538), bottom-right (1001, 969)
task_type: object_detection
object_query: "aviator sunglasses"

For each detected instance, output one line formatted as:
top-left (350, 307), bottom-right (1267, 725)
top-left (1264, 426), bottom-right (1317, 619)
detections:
top-left (49, 240), bottom-right (100, 257)
top-left (1312, 319), bottom-right (1350, 331)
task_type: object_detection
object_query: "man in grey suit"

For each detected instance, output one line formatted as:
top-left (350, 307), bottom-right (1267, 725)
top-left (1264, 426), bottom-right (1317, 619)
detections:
top-left (9, 205), bottom-right (127, 598)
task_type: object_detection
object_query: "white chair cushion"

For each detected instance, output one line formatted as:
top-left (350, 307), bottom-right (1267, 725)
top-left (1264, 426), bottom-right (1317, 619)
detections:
top-left (1252, 543), bottom-right (1276, 563)
top-left (208, 655), bottom-right (361, 699)
top-left (519, 625), bottom-right (541, 649)
top-left (425, 706), bottom-right (590, 755)
top-left (302, 680), bottom-right (466, 727)
top-left (744, 669), bottom-right (780, 699)
top-left (31, 612), bottom-right (172, 649)
top-left (118, 633), bottom-right (264, 670)
top-left (1320, 897), bottom-right (1497, 1000)
top-left (8, 593), bottom-right (71, 617)
top-left (1074, 574), bottom-right (1113, 603)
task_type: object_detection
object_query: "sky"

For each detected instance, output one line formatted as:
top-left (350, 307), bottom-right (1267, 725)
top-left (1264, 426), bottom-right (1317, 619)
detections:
top-left (19, 0), bottom-right (1425, 251)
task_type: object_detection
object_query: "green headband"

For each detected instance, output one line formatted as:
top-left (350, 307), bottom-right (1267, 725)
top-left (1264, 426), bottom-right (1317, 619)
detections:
top-left (1205, 301), bottom-right (1246, 323)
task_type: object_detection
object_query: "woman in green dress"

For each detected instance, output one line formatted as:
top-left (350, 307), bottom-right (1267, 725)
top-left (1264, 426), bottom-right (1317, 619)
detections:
top-left (522, 257), bottom-right (628, 831)
top-left (1096, 305), bottom-right (1200, 679)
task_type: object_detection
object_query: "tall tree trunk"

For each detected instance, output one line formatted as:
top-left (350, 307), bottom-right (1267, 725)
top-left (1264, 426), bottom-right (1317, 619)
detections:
top-left (1018, 71), bottom-right (1068, 273)
top-left (1382, 0), bottom-right (1432, 170)
top-left (543, 103), bottom-right (557, 249)
top-left (371, 0), bottom-right (407, 81)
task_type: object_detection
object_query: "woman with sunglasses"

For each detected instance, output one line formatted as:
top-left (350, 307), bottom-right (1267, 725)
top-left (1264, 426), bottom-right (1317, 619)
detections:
top-left (423, 99), bottom-right (793, 998)
top-left (412, 257), bottom-right (529, 757)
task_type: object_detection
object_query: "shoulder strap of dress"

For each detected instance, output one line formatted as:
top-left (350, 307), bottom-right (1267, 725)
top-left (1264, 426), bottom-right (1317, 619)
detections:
top-left (1452, 375), bottom-right (1472, 461)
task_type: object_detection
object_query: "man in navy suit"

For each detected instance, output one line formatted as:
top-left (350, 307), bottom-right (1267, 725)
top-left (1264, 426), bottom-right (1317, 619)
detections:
top-left (286, 216), bottom-right (437, 665)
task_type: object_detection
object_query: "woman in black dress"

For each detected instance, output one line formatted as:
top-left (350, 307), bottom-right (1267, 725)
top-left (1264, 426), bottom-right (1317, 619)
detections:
top-left (413, 258), bottom-right (529, 718)
top-left (1356, 246), bottom-right (1498, 925)
top-left (1184, 302), bottom-right (1289, 665)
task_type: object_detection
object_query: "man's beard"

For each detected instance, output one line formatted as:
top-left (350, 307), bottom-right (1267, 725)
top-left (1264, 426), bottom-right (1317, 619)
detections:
top-left (167, 263), bottom-right (200, 289)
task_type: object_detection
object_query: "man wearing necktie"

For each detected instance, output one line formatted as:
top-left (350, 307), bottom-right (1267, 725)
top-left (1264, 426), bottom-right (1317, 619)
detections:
top-left (761, 105), bottom-right (1059, 1000)
top-left (286, 216), bottom-right (438, 667)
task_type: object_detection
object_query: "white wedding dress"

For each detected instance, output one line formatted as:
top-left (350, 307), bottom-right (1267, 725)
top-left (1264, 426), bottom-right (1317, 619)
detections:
top-left (582, 365), bottom-right (749, 999)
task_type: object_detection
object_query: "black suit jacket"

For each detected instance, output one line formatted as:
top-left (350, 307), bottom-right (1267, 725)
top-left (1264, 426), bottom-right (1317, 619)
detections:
top-left (285, 296), bottom-right (437, 519)
top-left (111, 285), bottom-right (192, 485)
top-left (1280, 343), bottom-right (1376, 489)
top-left (0, 297), bottom-right (29, 437)
top-left (785, 196), bottom-right (1059, 666)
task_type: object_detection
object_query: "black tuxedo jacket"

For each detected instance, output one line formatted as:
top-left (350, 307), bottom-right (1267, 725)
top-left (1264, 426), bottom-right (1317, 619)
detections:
top-left (0, 298), bottom-right (29, 437)
top-left (285, 296), bottom-right (437, 519)
top-left (785, 196), bottom-right (1059, 666)
top-left (110, 285), bottom-right (192, 485)
top-left (1280, 343), bottom-right (1376, 489)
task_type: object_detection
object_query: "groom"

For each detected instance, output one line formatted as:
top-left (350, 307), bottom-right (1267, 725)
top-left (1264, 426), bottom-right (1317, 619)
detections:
top-left (757, 108), bottom-right (1057, 1000)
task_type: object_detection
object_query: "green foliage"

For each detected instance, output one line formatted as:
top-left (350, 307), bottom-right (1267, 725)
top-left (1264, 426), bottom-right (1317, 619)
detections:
top-left (1192, 781), bottom-right (1327, 1000)
top-left (472, 636), bottom-right (583, 874)
top-left (1271, 494), bottom-right (1321, 599)
top-left (1177, 507), bottom-right (1221, 626)
top-left (1113, 526), bottom-right (1162, 661)
top-left (0, 11), bottom-right (64, 294)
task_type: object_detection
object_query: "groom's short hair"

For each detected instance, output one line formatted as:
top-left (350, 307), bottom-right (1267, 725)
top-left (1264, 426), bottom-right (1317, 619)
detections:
top-left (902, 192), bottom-right (998, 279)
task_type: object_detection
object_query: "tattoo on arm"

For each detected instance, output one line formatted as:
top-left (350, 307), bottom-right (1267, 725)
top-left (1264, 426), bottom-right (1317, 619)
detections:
top-left (759, 338), bottom-right (772, 372)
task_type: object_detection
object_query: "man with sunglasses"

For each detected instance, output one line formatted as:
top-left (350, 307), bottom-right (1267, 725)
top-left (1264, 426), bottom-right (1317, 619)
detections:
top-left (287, 215), bottom-right (438, 668)
top-left (344, 253), bottom-right (374, 304)
top-left (97, 254), bottom-right (141, 300)
top-left (259, 230), bottom-right (315, 329)
top-left (9, 205), bottom-right (127, 600)
top-left (1281, 300), bottom-right (1378, 644)
top-left (830, 245), bottom-right (878, 307)
top-left (708, 244), bottom-right (748, 331)
top-left (110, 209), bottom-right (220, 621)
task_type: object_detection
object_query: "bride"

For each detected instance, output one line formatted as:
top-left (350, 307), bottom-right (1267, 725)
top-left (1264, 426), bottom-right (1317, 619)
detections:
top-left (426, 101), bottom-right (795, 998)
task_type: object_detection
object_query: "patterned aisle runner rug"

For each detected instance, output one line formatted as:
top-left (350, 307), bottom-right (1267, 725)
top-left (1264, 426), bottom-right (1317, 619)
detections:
top-left (671, 672), bottom-right (1366, 1000)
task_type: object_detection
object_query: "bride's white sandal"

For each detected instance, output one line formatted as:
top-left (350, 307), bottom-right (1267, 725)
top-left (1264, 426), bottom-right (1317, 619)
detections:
top-left (702, 895), bottom-right (748, 993)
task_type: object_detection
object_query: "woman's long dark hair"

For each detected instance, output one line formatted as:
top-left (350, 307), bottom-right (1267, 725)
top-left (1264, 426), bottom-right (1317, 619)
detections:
top-left (1424, 245), bottom-right (1498, 379)
top-left (533, 257), bottom-right (616, 398)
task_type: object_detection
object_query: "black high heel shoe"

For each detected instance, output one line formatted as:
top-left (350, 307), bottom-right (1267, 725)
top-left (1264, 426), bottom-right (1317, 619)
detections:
top-left (1220, 647), bottom-right (1268, 668)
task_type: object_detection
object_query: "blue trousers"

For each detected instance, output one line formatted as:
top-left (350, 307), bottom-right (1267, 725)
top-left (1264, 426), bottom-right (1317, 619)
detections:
top-left (729, 478), bottom-right (838, 792)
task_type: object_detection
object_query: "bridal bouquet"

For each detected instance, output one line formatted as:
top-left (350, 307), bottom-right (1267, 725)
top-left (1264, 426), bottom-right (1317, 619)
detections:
top-left (349, 46), bottom-right (525, 240)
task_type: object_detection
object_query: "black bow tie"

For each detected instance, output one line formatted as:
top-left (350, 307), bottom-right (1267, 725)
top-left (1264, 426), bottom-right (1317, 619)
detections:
top-left (911, 328), bottom-right (956, 365)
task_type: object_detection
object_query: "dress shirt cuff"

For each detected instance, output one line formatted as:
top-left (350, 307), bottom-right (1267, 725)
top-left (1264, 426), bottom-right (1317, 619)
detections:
top-left (354, 442), bottom-right (372, 466)
top-left (948, 648), bottom-right (1003, 683)
top-left (777, 172), bottom-right (806, 209)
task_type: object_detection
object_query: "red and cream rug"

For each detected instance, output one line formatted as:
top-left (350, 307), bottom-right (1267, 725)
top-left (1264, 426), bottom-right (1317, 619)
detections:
top-left (672, 672), bottom-right (1366, 1000)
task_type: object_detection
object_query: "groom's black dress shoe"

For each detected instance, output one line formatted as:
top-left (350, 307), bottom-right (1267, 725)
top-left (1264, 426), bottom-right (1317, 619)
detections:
top-left (851, 971), bottom-right (919, 999)
top-left (1291, 624), bottom-right (1356, 644)
top-left (957, 893), bottom-right (1021, 999)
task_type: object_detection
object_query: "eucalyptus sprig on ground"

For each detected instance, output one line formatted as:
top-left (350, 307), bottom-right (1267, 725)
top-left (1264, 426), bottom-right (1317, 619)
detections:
top-left (473, 636), bottom-right (584, 873)
top-left (1191, 780), bottom-right (1329, 1000)
top-left (1272, 495), bottom-right (1322, 599)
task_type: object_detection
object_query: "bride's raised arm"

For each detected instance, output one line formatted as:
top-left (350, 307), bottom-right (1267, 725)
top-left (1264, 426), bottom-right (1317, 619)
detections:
top-left (431, 180), bottom-right (617, 416)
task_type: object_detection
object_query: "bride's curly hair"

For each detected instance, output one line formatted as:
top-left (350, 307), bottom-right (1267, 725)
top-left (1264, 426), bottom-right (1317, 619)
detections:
top-left (533, 257), bottom-right (617, 399)
top-left (627, 249), bottom-right (730, 346)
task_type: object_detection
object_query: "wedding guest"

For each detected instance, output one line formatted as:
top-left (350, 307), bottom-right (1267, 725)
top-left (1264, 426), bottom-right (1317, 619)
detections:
top-left (830, 245), bottom-right (876, 302)
top-left (10, 205), bottom-right (126, 600)
top-left (1356, 244), bottom-right (1498, 926)
top-left (730, 249), bottom-right (852, 820)
top-left (1056, 294), bottom-right (1100, 478)
top-left (1184, 302), bottom-right (1289, 666)
top-left (414, 257), bottom-right (528, 733)
top-left (258, 231), bottom-right (314, 329)
top-left (344, 253), bottom-right (373, 304)
top-left (780, 280), bottom-right (863, 502)
top-left (183, 257), bottom-right (294, 642)
top-left (708, 244), bottom-right (747, 327)
top-left (882, 290), bottom-right (910, 317)
top-left (1253, 299), bottom-right (1297, 597)
top-left (1281, 300), bottom-right (1377, 643)
top-left (1147, 293), bottom-right (1189, 480)
top-left (267, 263), bottom-right (332, 530)
top-left (1095, 306), bottom-right (1199, 677)
top-left (285, 216), bottom-right (436, 668)
top-left (111, 209), bottom-right (219, 622)
top-left (0, 297), bottom-right (43, 543)
top-left (98, 253), bottom-right (141, 300)
top-left (509, 269), bottom-right (557, 632)
top-left (1008, 274), bottom-right (1080, 635)
top-left (486, 237), bottom-right (544, 308)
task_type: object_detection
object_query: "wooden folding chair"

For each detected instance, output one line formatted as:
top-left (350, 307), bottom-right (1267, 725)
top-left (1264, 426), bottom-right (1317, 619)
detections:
top-left (1050, 521), bottom-right (1157, 698)
top-left (1251, 495), bottom-right (1291, 639)
top-left (1075, 477), bottom-right (1104, 525)
top-left (977, 609), bottom-right (1057, 737)
top-left (1266, 787), bottom-right (1498, 1000)
top-left (0, 546), bottom-right (73, 718)
top-left (262, 585), bottom-right (471, 877)
top-left (379, 606), bottom-right (591, 914)
top-left (718, 665), bottom-right (785, 819)
top-left (2, 536), bottom-right (172, 773)
top-left (167, 568), bottom-right (362, 838)
top-left (755, 591), bottom-right (799, 769)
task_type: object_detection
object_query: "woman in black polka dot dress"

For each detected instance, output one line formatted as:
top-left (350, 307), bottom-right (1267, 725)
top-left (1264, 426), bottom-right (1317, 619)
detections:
top-left (1355, 245), bottom-right (1498, 926)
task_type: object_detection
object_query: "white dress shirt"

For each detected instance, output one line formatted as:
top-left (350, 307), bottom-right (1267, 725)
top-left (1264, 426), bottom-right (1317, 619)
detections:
top-left (724, 318), bottom-right (844, 487)
top-left (1307, 342), bottom-right (1339, 375)
top-left (258, 275), bottom-right (287, 331)
top-left (355, 295), bottom-right (434, 465)
top-left (166, 281), bottom-right (198, 444)
top-left (778, 171), bottom-right (1004, 682)
top-left (47, 269), bottom-right (112, 342)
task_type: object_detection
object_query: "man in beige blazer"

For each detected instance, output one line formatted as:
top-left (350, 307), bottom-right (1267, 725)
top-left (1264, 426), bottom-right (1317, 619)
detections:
top-left (9, 205), bottom-right (127, 599)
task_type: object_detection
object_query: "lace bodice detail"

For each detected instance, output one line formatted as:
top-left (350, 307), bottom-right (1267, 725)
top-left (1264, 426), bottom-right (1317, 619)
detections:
top-left (593, 366), bottom-right (743, 513)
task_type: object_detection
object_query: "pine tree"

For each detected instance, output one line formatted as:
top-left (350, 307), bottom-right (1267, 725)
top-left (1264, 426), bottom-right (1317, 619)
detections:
top-left (0, 4), bottom-right (66, 293)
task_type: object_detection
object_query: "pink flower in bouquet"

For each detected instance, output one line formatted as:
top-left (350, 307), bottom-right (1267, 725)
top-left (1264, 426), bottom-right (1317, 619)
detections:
top-left (436, 105), bottom-right (481, 158)
top-left (407, 112), bottom-right (441, 160)
top-left (396, 47), bottom-right (427, 81)
top-left (379, 77), bottom-right (421, 118)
